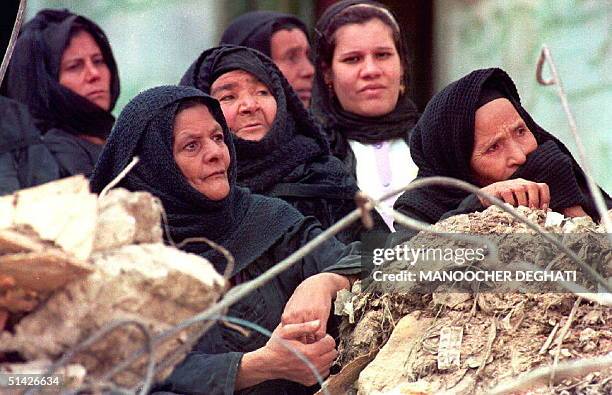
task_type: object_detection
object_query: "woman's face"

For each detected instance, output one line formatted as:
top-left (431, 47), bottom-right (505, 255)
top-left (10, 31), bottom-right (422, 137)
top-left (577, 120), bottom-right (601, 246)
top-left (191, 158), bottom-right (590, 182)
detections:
top-left (173, 104), bottom-right (231, 201)
top-left (210, 70), bottom-right (277, 142)
top-left (325, 18), bottom-right (402, 117)
top-left (470, 98), bottom-right (538, 186)
top-left (270, 28), bottom-right (314, 108)
top-left (59, 30), bottom-right (111, 111)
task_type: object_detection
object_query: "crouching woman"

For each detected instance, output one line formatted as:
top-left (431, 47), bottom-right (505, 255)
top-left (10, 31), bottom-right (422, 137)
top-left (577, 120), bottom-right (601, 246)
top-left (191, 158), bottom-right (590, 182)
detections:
top-left (394, 68), bottom-right (611, 239)
top-left (90, 86), bottom-right (360, 394)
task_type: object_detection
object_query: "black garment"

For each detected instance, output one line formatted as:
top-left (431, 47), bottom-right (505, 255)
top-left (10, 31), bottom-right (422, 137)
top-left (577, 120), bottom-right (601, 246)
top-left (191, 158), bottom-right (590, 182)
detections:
top-left (0, 96), bottom-right (59, 195)
top-left (43, 128), bottom-right (102, 178)
top-left (311, 0), bottom-right (420, 173)
top-left (3, 9), bottom-right (119, 177)
top-left (393, 68), bottom-right (612, 239)
top-left (181, 45), bottom-right (386, 242)
top-left (220, 10), bottom-right (309, 58)
top-left (90, 85), bottom-right (361, 394)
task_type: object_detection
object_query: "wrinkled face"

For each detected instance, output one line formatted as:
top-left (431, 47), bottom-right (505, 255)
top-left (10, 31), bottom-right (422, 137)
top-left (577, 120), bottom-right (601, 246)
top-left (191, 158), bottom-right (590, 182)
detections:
top-left (210, 70), bottom-right (277, 141)
top-left (59, 30), bottom-right (111, 111)
top-left (173, 104), bottom-right (231, 200)
top-left (470, 98), bottom-right (538, 186)
top-left (325, 18), bottom-right (403, 117)
top-left (270, 28), bottom-right (314, 108)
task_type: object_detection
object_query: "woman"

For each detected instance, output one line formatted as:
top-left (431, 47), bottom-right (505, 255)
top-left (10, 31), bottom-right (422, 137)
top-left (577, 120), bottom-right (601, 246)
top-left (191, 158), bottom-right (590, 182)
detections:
top-left (180, 45), bottom-right (386, 243)
top-left (4, 9), bottom-right (120, 177)
top-left (312, 0), bottom-right (421, 230)
top-left (393, 68), bottom-right (611, 239)
top-left (90, 86), bottom-right (361, 394)
top-left (220, 11), bottom-right (314, 107)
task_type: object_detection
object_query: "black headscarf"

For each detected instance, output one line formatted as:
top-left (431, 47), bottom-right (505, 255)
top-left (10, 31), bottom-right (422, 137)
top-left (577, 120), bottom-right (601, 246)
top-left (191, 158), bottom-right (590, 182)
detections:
top-left (90, 85), bottom-right (303, 274)
top-left (3, 9), bottom-right (119, 139)
top-left (394, 68), bottom-right (611, 224)
top-left (219, 10), bottom-right (309, 58)
top-left (180, 45), bottom-right (358, 196)
top-left (311, 0), bottom-right (420, 160)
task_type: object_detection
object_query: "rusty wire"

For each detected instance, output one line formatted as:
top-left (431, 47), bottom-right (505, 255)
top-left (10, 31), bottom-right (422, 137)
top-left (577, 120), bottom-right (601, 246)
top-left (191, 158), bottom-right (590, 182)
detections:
top-left (60, 174), bottom-right (608, 391)
top-left (536, 45), bottom-right (612, 244)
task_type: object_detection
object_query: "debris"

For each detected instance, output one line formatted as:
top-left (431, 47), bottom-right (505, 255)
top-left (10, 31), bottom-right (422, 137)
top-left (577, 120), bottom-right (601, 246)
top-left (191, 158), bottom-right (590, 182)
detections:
top-left (437, 326), bottom-right (463, 371)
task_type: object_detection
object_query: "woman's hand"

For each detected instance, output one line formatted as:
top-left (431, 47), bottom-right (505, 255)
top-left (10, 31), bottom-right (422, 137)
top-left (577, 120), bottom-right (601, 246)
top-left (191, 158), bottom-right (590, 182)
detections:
top-left (237, 320), bottom-right (338, 389)
top-left (563, 205), bottom-right (589, 218)
top-left (479, 178), bottom-right (550, 209)
top-left (281, 273), bottom-right (350, 342)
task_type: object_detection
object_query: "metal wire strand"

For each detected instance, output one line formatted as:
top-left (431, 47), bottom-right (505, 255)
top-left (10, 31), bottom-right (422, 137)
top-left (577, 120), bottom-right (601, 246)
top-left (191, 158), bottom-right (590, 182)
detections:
top-left (0, 0), bottom-right (26, 86)
top-left (24, 319), bottom-right (155, 395)
top-left (536, 45), bottom-right (612, 243)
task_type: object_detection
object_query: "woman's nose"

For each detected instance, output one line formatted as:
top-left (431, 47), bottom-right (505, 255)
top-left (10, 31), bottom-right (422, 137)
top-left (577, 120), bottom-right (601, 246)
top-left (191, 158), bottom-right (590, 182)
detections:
top-left (84, 59), bottom-right (101, 81)
top-left (508, 140), bottom-right (528, 166)
top-left (361, 56), bottom-right (382, 78)
top-left (238, 94), bottom-right (259, 113)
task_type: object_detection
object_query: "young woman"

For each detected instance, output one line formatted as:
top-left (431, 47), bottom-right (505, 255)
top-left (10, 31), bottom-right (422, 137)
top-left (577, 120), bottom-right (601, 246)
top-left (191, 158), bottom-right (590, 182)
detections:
top-left (312, 0), bottom-right (421, 230)
top-left (90, 86), bottom-right (361, 394)
top-left (4, 9), bottom-right (120, 177)
top-left (393, 68), bottom-right (611, 239)
top-left (181, 45), bottom-right (387, 243)
top-left (220, 11), bottom-right (314, 107)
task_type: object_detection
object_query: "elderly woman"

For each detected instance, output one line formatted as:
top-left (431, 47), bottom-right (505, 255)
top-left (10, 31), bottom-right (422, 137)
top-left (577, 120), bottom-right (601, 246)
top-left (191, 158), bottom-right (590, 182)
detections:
top-left (4, 9), bottom-right (120, 177)
top-left (220, 11), bottom-right (314, 108)
top-left (312, 0), bottom-right (421, 230)
top-left (90, 86), bottom-right (360, 394)
top-left (393, 68), bottom-right (611, 238)
top-left (180, 45), bottom-right (386, 243)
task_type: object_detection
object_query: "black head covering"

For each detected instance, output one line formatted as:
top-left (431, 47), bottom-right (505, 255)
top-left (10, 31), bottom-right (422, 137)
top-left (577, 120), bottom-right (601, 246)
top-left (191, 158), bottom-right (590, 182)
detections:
top-left (311, 0), bottom-right (420, 160)
top-left (3, 9), bottom-right (119, 139)
top-left (219, 11), bottom-right (309, 58)
top-left (179, 45), bottom-right (352, 194)
top-left (394, 68), bottom-right (611, 223)
top-left (90, 85), bottom-right (303, 274)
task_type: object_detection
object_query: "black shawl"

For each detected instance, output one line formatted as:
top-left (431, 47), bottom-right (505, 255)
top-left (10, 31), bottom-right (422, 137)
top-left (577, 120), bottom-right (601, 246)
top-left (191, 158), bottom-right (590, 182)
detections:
top-left (394, 68), bottom-right (611, 226)
top-left (90, 86), bottom-right (302, 274)
top-left (3, 9), bottom-right (119, 139)
top-left (219, 10), bottom-right (309, 58)
top-left (311, 0), bottom-right (420, 163)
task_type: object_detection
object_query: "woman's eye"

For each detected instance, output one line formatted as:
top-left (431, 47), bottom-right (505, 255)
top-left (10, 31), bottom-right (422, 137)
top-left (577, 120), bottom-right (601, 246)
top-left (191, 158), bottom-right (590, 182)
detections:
top-left (183, 141), bottom-right (199, 152)
top-left (219, 94), bottom-right (235, 102)
top-left (516, 127), bottom-right (527, 136)
top-left (257, 89), bottom-right (270, 96)
top-left (486, 143), bottom-right (499, 154)
top-left (65, 63), bottom-right (80, 71)
top-left (341, 56), bottom-right (360, 64)
top-left (212, 133), bottom-right (224, 142)
top-left (93, 57), bottom-right (105, 66)
top-left (376, 52), bottom-right (392, 59)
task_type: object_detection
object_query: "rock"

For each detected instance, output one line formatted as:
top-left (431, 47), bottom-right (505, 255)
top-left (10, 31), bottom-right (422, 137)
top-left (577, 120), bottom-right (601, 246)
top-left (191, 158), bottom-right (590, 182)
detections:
top-left (358, 312), bottom-right (434, 394)
top-left (0, 243), bottom-right (225, 387)
top-left (93, 188), bottom-right (163, 251)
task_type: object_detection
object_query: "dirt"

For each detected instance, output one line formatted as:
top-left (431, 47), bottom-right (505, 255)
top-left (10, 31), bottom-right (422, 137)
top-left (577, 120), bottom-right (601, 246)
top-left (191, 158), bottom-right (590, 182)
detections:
top-left (331, 206), bottom-right (612, 394)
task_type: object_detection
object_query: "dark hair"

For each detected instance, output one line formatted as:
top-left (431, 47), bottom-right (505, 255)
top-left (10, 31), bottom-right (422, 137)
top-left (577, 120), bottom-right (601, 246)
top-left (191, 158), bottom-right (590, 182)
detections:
top-left (316, 4), bottom-right (407, 75)
top-left (175, 98), bottom-right (211, 116)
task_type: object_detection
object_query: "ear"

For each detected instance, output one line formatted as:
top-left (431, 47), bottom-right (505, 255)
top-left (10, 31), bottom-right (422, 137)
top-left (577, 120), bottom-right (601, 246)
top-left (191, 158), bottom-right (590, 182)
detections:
top-left (322, 63), bottom-right (332, 85)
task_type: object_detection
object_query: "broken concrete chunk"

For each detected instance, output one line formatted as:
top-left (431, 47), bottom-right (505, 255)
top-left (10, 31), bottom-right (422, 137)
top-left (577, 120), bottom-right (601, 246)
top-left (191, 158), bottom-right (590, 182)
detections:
top-left (358, 311), bottom-right (434, 395)
top-left (93, 188), bottom-right (163, 251)
top-left (544, 211), bottom-right (565, 228)
top-left (0, 243), bottom-right (225, 388)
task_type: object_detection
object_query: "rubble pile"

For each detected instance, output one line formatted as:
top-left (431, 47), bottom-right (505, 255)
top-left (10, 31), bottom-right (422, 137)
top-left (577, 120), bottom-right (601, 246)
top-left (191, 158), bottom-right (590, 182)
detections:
top-left (0, 176), bottom-right (226, 389)
top-left (327, 206), bottom-right (611, 395)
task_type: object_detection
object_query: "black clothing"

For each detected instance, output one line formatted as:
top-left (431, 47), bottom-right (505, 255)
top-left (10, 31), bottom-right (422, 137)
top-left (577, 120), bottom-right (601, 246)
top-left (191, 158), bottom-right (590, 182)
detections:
top-left (3, 9), bottom-right (119, 177)
top-left (0, 96), bottom-right (59, 195)
top-left (44, 128), bottom-right (102, 178)
top-left (181, 45), bottom-right (386, 243)
top-left (393, 68), bottom-right (611, 239)
top-left (311, 0), bottom-right (420, 172)
top-left (90, 85), bottom-right (361, 394)
top-left (219, 11), bottom-right (309, 58)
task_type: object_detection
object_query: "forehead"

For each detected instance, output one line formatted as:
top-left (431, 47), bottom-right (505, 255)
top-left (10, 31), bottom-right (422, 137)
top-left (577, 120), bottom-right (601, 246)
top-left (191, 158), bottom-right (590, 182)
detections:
top-left (333, 18), bottom-right (395, 52)
top-left (473, 98), bottom-right (524, 141)
top-left (64, 30), bottom-right (101, 53)
top-left (271, 28), bottom-right (309, 48)
top-left (211, 69), bottom-right (266, 89)
top-left (173, 104), bottom-right (219, 130)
